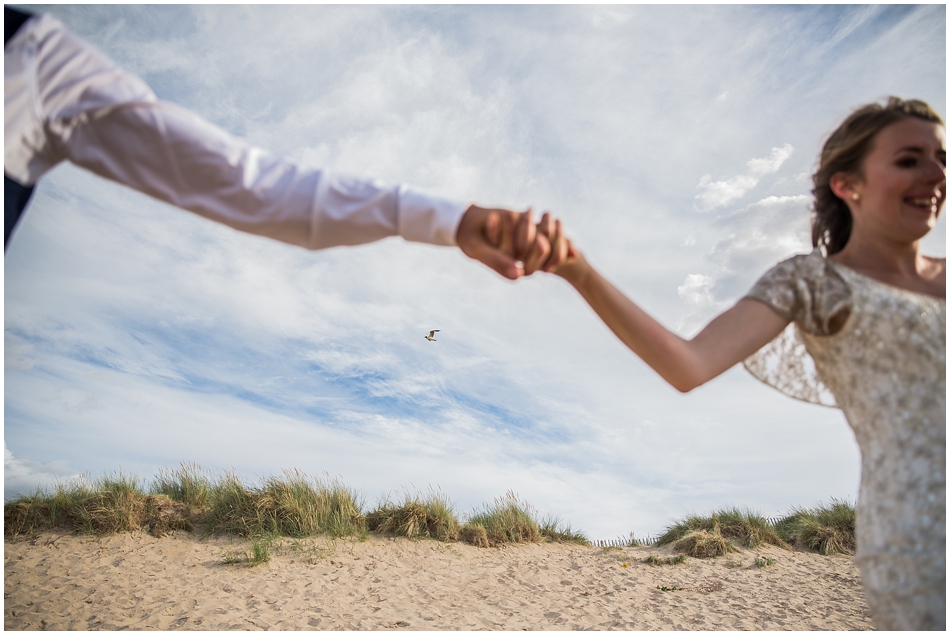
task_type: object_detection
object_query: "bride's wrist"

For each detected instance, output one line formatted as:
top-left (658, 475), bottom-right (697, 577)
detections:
top-left (555, 258), bottom-right (592, 288)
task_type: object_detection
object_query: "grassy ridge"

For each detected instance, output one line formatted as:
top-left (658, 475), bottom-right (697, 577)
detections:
top-left (655, 507), bottom-right (789, 557)
top-left (366, 488), bottom-right (459, 541)
top-left (656, 502), bottom-right (856, 557)
top-left (4, 464), bottom-right (589, 548)
top-left (4, 465), bottom-right (856, 557)
top-left (772, 499), bottom-right (856, 555)
top-left (4, 472), bottom-right (194, 538)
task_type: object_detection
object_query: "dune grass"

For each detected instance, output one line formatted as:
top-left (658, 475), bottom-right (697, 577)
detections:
top-left (151, 462), bottom-right (212, 508)
top-left (644, 553), bottom-right (688, 566)
top-left (463, 491), bottom-right (541, 546)
top-left (3, 472), bottom-right (193, 538)
top-left (671, 529), bottom-right (738, 558)
top-left (3, 467), bottom-right (586, 548)
top-left (457, 524), bottom-right (489, 547)
top-left (366, 489), bottom-right (460, 541)
top-left (459, 491), bottom-right (589, 547)
top-left (3, 465), bottom-right (851, 556)
top-left (4, 467), bottom-right (364, 541)
top-left (772, 499), bottom-right (856, 555)
top-left (259, 470), bottom-right (364, 538)
top-left (539, 513), bottom-right (591, 545)
top-left (654, 503), bottom-right (857, 558)
top-left (656, 507), bottom-right (790, 557)
top-left (223, 533), bottom-right (277, 567)
top-left (202, 470), bottom-right (366, 539)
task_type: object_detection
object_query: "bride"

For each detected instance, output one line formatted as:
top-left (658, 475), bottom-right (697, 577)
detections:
top-left (542, 97), bottom-right (945, 630)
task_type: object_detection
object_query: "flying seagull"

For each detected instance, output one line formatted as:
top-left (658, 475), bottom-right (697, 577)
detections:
top-left (425, 330), bottom-right (440, 342)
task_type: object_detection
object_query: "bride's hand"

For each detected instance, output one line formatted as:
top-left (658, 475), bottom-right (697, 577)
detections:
top-left (535, 211), bottom-right (588, 283)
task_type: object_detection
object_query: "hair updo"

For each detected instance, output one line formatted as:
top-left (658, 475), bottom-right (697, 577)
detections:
top-left (811, 97), bottom-right (944, 255)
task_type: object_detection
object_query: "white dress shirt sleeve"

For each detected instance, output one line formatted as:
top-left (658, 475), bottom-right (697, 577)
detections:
top-left (4, 14), bottom-right (469, 249)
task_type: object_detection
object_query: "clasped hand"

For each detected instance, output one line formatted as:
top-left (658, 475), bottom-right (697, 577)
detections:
top-left (457, 205), bottom-right (577, 280)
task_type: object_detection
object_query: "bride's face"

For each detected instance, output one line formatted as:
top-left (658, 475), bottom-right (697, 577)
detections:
top-left (851, 118), bottom-right (946, 243)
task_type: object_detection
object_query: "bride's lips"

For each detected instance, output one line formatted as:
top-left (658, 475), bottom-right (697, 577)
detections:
top-left (904, 196), bottom-right (940, 213)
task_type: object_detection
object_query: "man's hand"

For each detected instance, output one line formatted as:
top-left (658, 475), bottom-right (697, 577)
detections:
top-left (457, 205), bottom-right (553, 280)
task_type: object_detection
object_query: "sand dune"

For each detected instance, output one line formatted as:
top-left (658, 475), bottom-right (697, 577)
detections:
top-left (5, 530), bottom-right (872, 630)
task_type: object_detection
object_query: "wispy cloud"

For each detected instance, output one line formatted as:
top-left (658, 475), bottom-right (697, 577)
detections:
top-left (695, 144), bottom-right (794, 211)
top-left (677, 274), bottom-right (718, 311)
top-left (676, 194), bottom-right (812, 334)
top-left (4, 444), bottom-right (81, 499)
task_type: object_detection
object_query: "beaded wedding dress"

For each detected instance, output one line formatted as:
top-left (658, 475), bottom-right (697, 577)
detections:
top-left (743, 249), bottom-right (945, 631)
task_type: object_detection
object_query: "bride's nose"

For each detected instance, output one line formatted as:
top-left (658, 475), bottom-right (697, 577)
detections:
top-left (923, 156), bottom-right (946, 185)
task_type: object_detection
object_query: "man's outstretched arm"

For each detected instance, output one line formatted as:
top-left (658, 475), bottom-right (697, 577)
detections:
top-left (5, 11), bottom-right (559, 274)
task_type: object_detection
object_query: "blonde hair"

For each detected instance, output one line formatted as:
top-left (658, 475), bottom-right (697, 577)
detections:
top-left (811, 97), bottom-right (944, 255)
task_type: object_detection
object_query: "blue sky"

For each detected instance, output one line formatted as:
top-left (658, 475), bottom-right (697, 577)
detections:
top-left (4, 4), bottom-right (946, 539)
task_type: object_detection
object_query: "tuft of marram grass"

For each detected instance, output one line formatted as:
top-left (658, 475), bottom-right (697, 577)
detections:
top-left (464, 491), bottom-right (541, 547)
top-left (84, 472), bottom-right (143, 533)
top-left (366, 489), bottom-right (460, 541)
top-left (644, 553), bottom-right (687, 566)
top-left (222, 532), bottom-right (277, 567)
top-left (259, 470), bottom-right (364, 538)
top-left (773, 499), bottom-right (856, 555)
top-left (673, 530), bottom-right (738, 558)
top-left (4, 472), bottom-right (193, 538)
top-left (456, 492), bottom-right (591, 547)
top-left (205, 470), bottom-right (365, 539)
top-left (151, 462), bottom-right (212, 509)
top-left (656, 507), bottom-right (790, 552)
top-left (203, 471), bottom-right (263, 536)
top-left (458, 523), bottom-right (489, 548)
top-left (4, 482), bottom-right (84, 537)
top-left (145, 495), bottom-right (194, 536)
top-left (539, 514), bottom-right (591, 546)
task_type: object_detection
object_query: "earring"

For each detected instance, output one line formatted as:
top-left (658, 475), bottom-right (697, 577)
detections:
top-left (851, 193), bottom-right (859, 201)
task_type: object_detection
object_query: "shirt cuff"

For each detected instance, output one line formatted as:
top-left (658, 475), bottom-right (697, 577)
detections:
top-left (397, 186), bottom-right (470, 246)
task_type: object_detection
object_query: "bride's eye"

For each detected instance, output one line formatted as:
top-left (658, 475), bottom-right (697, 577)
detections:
top-left (896, 157), bottom-right (917, 168)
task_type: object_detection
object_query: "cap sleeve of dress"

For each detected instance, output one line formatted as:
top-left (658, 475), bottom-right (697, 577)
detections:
top-left (741, 250), bottom-right (851, 407)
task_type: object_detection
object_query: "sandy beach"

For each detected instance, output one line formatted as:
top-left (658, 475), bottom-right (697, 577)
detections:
top-left (5, 530), bottom-right (872, 630)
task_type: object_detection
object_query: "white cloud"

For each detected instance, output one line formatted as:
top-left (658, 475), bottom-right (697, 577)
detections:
top-left (747, 144), bottom-right (794, 177)
top-left (675, 194), bottom-right (812, 335)
top-left (709, 194), bottom-right (813, 291)
top-left (695, 144), bottom-right (794, 211)
top-left (675, 273), bottom-right (727, 335)
top-left (695, 173), bottom-right (758, 210)
top-left (4, 445), bottom-right (82, 500)
top-left (677, 274), bottom-right (716, 308)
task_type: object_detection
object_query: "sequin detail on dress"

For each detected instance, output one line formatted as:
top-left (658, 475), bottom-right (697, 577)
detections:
top-left (742, 249), bottom-right (946, 630)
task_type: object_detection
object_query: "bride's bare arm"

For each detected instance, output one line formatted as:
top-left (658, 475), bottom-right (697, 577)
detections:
top-left (554, 250), bottom-right (790, 392)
